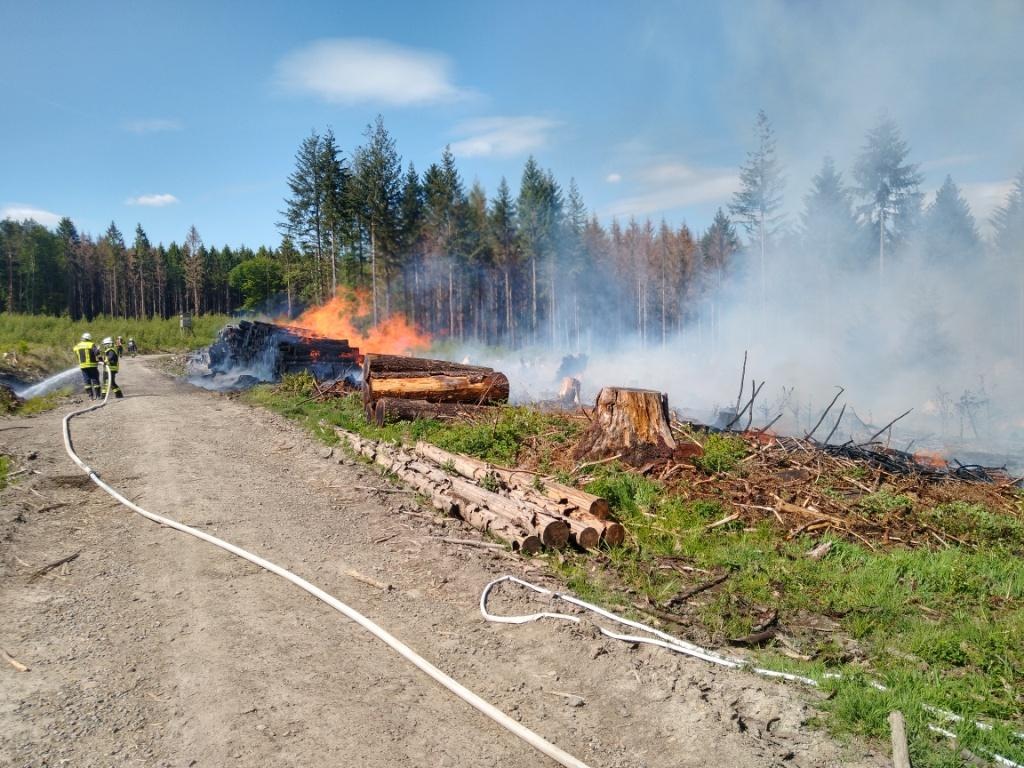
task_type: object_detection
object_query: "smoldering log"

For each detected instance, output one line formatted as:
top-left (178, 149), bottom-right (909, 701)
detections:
top-left (373, 398), bottom-right (497, 426)
top-left (207, 320), bottom-right (360, 380)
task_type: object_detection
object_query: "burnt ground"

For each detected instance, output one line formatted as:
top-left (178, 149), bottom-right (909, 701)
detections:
top-left (0, 358), bottom-right (886, 768)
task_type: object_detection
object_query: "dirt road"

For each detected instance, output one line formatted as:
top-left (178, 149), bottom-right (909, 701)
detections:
top-left (0, 360), bottom-right (885, 767)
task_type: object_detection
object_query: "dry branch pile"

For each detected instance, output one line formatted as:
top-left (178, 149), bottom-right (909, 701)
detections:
top-left (336, 429), bottom-right (620, 552)
top-left (659, 420), bottom-right (1024, 549)
top-left (361, 353), bottom-right (509, 425)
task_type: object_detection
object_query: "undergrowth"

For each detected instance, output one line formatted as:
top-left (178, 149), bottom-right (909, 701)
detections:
top-left (0, 312), bottom-right (229, 378)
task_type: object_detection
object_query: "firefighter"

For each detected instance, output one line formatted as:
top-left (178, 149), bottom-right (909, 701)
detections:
top-left (100, 336), bottom-right (124, 398)
top-left (73, 332), bottom-right (101, 400)
top-left (115, 336), bottom-right (125, 357)
top-left (127, 337), bottom-right (137, 356)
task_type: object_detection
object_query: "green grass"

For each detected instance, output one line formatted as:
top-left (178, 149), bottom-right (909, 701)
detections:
top-left (242, 377), bottom-right (1024, 765)
top-left (18, 387), bottom-right (73, 415)
top-left (694, 432), bottom-right (748, 473)
top-left (0, 455), bottom-right (9, 490)
top-left (244, 374), bottom-right (581, 465)
top-left (0, 312), bottom-right (230, 377)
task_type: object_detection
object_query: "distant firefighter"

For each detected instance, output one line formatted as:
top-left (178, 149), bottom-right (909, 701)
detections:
top-left (100, 337), bottom-right (124, 398)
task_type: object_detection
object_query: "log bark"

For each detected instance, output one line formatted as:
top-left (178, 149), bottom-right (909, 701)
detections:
top-left (573, 387), bottom-right (677, 465)
top-left (363, 353), bottom-right (493, 378)
top-left (374, 398), bottom-right (496, 426)
top-left (337, 429), bottom-right (564, 552)
top-left (366, 372), bottom-right (509, 405)
top-left (414, 442), bottom-right (612, 520)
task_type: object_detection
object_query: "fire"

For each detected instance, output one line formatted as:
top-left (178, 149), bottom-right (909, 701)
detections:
top-left (286, 290), bottom-right (432, 356)
top-left (913, 449), bottom-right (948, 469)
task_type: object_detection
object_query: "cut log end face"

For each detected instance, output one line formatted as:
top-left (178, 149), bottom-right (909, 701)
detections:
top-left (573, 387), bottom-right (678, 465)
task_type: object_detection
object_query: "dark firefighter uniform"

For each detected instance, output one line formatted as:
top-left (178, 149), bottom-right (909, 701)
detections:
top-left (101, 344), bottom-right (124, 398)
top-left (74, 338), bottom-right (101, 400)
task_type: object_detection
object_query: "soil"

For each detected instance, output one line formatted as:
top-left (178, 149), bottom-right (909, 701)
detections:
top-left (0, 358), bottom-right (887, 768)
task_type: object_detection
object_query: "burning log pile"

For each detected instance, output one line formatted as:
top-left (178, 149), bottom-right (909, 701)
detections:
top-left (207, 320), bottom-right (360, 381)
top-left (361, 353), bottom-right (510, 426)
top-left (336, 429), bottom-right (621, 552)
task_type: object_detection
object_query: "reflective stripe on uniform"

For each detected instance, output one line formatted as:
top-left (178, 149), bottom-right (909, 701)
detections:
top-left (73, 341), bottom-right (98, 368)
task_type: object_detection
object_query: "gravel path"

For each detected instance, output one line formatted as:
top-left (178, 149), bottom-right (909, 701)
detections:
top-left (0, 359), bottom-right (886, 767)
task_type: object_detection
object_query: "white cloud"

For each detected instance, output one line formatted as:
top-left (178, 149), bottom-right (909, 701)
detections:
top-left (1, 204), bottom-right (62, 227)
top-left (274, 38), bottom-right (470, 106)
top-left (919, 153), bottom-right (980, 172)
top-left (449, 117), bottom-right (559, 158)
top-left (600, 161), bottom-right (738, 218)
top-left (123, 118), bottom-right (183, 134)
top-left (126, 193), bottom-right (179, 207)
top-left (606, 173), bottom-right (622, 184)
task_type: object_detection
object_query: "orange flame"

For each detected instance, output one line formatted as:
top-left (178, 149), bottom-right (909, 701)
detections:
top-left (913, 449), bottom-right (948, 469)
top-left (286, 290), bottom-right (431, 356)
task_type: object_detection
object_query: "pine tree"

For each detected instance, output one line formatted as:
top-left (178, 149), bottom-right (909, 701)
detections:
top-left (319, 128), bottom-right (351, 294)
top-left (398, 163), bottom-right (425, 325)
top-left (353, 116), bottom-right (402, 323)
top-left (516, 157), bottom-right (562, 343)
top-left (101, 222), bottom-right (126, 316)
top-left (280, 131), bottom-right (327, 302)
top-left (488, 177), bottom-right (518, 345)
top-left (992, 170), bottom-right (1024, 365)
top-left (992, 170), bottom-right (1024, 255)
top-left (853, 115), bottom-right (923, 279)
top-left (729, 110), bottom-right (785, 313)
top-left (422, 147), bottom-right (465, 336)
top-left (700, 209), bottom-right (740, 351)
top-left (183, 225), bottom-right (204, 316)
top-left (132, 224), bottom-right (151, 319)
top-left (924, 176), bottom-right (980, 264)
top-left (56, 218), bottom-right (81, 318)
top-left (801, 156), bottom-right (861, 268)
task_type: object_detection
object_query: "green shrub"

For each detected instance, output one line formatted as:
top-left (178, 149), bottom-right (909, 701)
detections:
top-left (695, 433), bottom-right (748, 474)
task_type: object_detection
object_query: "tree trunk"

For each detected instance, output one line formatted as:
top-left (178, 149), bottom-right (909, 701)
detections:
top-left (574, 387), bottom-right (678, 465)
top-left (370, 223), bottom-right (378, 324)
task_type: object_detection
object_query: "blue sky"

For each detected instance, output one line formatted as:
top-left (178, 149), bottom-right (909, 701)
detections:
top-left (1, 0), bottom-right (1022, 247)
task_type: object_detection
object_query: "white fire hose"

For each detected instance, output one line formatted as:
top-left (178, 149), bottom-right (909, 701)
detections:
top-left (61, 367), bottom-right (592, 768)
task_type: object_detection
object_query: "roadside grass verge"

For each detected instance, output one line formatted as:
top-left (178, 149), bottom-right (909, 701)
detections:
top-left (0, 312), bottom-right (230, 377)
top-left (243, 375), bottom-right (1024, 766)
top-left (17, 387), bottom-right (74, 415)
top-left (244, 373), bottom-right (581, 466)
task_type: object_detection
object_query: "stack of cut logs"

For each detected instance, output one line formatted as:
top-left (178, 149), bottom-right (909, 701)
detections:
top-left (208, 320), bottom-right (360, 380)
top-left (337, 428), bottom-right (623, 553)
top-left (362, 353), bottom-right (510, 425)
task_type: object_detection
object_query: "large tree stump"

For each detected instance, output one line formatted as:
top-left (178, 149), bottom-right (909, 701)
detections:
top-left (573, 387), bottom-right (677, 465)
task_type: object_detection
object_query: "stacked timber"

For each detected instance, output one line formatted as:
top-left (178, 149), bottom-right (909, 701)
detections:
top-left (413, 442), bottom-right (623, 549)
top-left (208, 320), bottom-right (360, 380)
top-left (362, 353), bottom-right (509, 424)
top-left (336, 429), bottom-right (622, 553)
